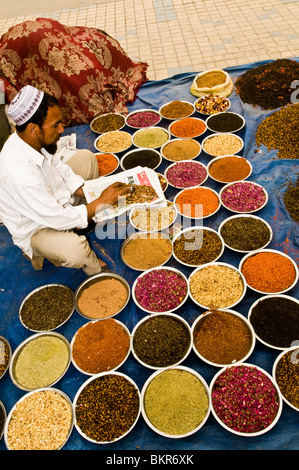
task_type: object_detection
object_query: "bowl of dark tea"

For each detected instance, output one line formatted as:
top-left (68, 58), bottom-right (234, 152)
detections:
top-left (19, 284), bottom-right (75, 332)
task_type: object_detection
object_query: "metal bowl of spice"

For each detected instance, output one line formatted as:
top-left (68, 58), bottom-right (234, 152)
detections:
top-left (94, 130), bottom-right (132, 154)
top-left (248, 294), bottom-right (299, 350)
top-left (0, 335), bottom-right (12, 381)
top-left (132, 267), bottom-right (189, 314)
top-left (125, 108), bottom-right (161, 129)
top-left (19, 283), bottom-right (75, 332)
top-left (206, 111), bottom-right (245, 133)
top-left (120, 147), bottom-right (162, 170)
top-left (132, 126), bottom-right (170, 149)
top-left (161, 138), bottom-right (201, 162)
top-left (131, 312), bottom-right (192, 369)
top-left (220, 180), bottom-right (268, 213)
top-left (172, 227), bottom-right (224, 267)
top-left (159, 100), bottom-right (195, 120)
top-left (192, 309), bottom-right (255, 368)
top-left (75, 273), bottom-right (130, 320)
top-left (141, 366), bottom-right (210, 438)
top-left (239, 249), bottom-right (298, 295)
top-left (207, 155), bottom-right (252, 183)
top-left (4, 387), bottom-right (74, 450)
top-left (94, 152), bottom-right (119, 176)
top-left (90, 112), bottom-right (126, 134)
top-left (194, 94), bottom-right (230, 115)
top-left (71, 318), bottom-right (131, 375)
top-left (164, 160), bottom-right (208, 189)
top-left (210, 363), bottom-right (283, 437)
top-left (218, 214), bottom-right (273, 253)
top-left (174, 186), bottom-right (221, 219)
top-left (73, 371), bottom-right (141, 444)
top-left (121, 231), bottom-right (172, 271)
top-left (168, 117), bottom-right (206, 139)
top-left (273, 346), bottom-right (299, 412)
top-left (9, 332), bottom-right (71, 391)
top-left (189, 262), bottom-right (247, 310)
top-left (0, 400), bottom-right (6, 441)
top-left (129, 200), bottom-right (177, 233)
top-left (202, 133), bottom-right (244, 157)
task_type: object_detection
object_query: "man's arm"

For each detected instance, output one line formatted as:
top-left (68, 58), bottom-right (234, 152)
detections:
top-left (77, 182), bottom-right (129, 222)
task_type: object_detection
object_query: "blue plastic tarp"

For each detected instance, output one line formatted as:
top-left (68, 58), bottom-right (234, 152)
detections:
top-left (0, 59), bottom-right (298, 451)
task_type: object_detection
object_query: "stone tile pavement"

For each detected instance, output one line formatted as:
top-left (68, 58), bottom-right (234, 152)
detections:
top-left (0, 0), bottom-right (298, 80)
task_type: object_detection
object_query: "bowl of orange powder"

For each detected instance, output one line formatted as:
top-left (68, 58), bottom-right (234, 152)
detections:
top-left (239, 249), bottom-right (298, 295)
top-left (94, 153), bottom-right (119, 177)
top-left (168, 117), bottom-right (207, 139)
top-left (174, 186), bottom-right (221, 219)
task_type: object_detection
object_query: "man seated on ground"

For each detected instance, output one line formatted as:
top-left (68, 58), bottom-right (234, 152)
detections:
top-left (0, 85), bottom-right (129, 275)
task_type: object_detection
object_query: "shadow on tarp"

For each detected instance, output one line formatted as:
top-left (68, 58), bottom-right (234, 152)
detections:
top-left (0, 59), bottom-right (298, 451)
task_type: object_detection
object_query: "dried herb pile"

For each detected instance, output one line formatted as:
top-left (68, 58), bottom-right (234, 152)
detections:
top-left (284, 174), bottom-right (299, 222)
top-left (255, 103), bottom-right (299, 159)
top-left (235, 59), bottom-right (299, 109)
top-left (20, 285), bottom-right (74, 331)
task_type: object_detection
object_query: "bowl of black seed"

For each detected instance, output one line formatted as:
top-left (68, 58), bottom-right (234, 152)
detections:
top-left (121, 148), bottom-right (162, 170)
top-left (248, 294), bottom-right (299, 350)
top-left (206, 112), bottom-right (245, 133)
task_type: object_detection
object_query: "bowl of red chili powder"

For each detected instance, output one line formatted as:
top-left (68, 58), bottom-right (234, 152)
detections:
top-left (239, 249), bottom-right (298, 294)
top-left (71, 318), bottom-right (131, 375)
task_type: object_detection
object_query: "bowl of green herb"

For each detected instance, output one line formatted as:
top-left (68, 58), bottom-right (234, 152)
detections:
top-left (141, 366), bottom-right (210, 438)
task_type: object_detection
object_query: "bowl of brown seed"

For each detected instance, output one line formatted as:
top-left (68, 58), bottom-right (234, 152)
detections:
top-left (73, 371), bottom-right (141, 444)
top-left (90, 112), bottom-right (126, 134)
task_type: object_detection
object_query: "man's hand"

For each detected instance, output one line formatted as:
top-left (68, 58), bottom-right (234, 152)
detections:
top-left (86, 182), bottom-right (130, 221)
top-left (97, 182), bottom-right (130, 207)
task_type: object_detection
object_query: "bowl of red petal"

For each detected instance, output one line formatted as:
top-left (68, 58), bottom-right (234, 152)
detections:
top-left (132, 267), bottom-right (189, 314)
top-left (210, 363), bottom-right (283, 436)
top-left (164, 160), bottom-right (208, 189)
top-left (219, 180), bottom-right (268, 213)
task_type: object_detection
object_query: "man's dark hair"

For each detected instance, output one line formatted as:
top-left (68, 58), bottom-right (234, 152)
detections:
top-left (16, 92), bottom-right (60, 132)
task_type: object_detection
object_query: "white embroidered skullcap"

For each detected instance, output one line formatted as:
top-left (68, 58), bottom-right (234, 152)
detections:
top-left (7, 85), bottom-right (44, 126)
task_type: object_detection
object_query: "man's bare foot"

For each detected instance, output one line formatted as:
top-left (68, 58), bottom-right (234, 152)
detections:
top-left (97, 257), bottom-right (112, 273)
